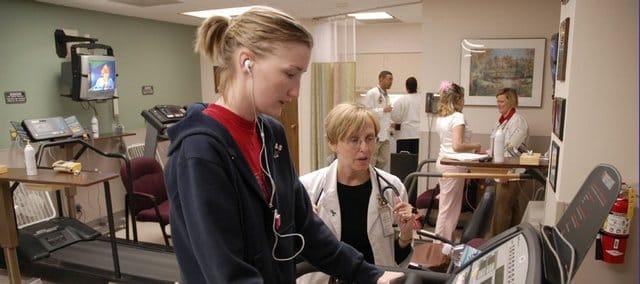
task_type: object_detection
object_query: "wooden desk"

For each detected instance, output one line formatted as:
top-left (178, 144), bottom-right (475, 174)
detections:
top-left (440, 157), bottom-right (548, 173)
top-left (440, 157), bottom-right (548, 237)
top-left (0, 168), bottom-right (119, 284)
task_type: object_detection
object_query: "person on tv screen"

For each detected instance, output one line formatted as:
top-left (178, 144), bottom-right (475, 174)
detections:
top-left (91, 64), bottom-right (114, 91)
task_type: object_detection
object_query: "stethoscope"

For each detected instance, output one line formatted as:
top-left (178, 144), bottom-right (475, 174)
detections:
top-left (314, 168), bottom-right (400, 206)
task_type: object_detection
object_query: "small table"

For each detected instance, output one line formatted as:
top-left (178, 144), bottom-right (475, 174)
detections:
top-left (0, 168), bottom-right (120, 284)
top-left (440, 157), bottom-right (548, 237)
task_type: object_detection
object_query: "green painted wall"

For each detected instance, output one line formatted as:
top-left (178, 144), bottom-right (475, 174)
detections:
top-left (0, 0), bottom-right (201, 149)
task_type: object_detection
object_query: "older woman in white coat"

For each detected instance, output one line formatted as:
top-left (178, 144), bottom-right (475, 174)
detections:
top-left (298, 103), bottom-right (417, 283)
top-left (489, 88), bottom-right (531, 236)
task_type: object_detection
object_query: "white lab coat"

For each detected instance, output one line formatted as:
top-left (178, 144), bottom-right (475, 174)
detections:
top-left (490, 111), bottom-right (529, 157)
top-left (297, 160), bottom-right (413, 283)
top-left (364, 86), bottom-right (392, 142)
top-left (391, 93), bottom-right (422, 139)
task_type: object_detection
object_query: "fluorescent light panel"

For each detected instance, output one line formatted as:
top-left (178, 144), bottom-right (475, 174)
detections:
top-left (347, 12), bottom-right (393, 20)
top-left (181, 6), bottom-right (255, 18)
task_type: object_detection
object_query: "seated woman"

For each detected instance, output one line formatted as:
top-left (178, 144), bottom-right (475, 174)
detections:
top-left (298, 103), bottom-right (417, 283)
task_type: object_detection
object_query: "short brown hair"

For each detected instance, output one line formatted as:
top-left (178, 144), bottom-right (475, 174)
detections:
top-left (496, 88), bottom-right (519, 108)
top-left (194, 6), bottom-right (313, 95)
top-left (324, 103), bottom-right (380, 145)
top-left (378, 70), bottom-right (392, 80)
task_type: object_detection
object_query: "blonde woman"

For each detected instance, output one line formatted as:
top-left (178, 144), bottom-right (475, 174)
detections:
top-left (490, 88), bottom-right (530, 236)
top-left (299, 103), bottom-right (417, 283)
top-left (434, 81), bottom-right (481, 241)
top-left (164, 6), bottom-right (400, 283)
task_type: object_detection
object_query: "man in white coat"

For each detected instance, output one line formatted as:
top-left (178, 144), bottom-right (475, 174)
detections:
top-left (297, 103), bottom-right (416, 284)
top-left (391, 77), bottom-right (421, 139)
top-left (364, 71), bottom-right (394, 170)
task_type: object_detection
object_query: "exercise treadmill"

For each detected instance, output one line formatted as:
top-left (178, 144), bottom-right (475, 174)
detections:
top-left (296, 164), bottom-right (622, 284)
top-left (447, 164), bottom-right (621, 284)
top-left (3, 130), bottom-right (182, 282)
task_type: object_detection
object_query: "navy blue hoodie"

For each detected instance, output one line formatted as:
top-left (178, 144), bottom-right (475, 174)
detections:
top-left (164, 110), bottom-right (383, 283)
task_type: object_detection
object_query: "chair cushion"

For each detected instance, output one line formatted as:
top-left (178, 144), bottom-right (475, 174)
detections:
top-left (132, 171), bottom-right (168, 208)
top-left (137, 200), bottom-right (170, 224)
top-left (121, 157), bottom-right (168, 211)
top-left (416, 189), bottom-right (439, 209)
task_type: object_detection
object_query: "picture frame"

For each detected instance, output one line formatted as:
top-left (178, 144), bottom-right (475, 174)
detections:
top-left (557, 18), bottom-right (570, 81)
top-left (552, 97), bottom-right (566, 140)
top-left (460, 38), bottom-right (545, 107)
top-left (549, 141), bottom-right (560, 192)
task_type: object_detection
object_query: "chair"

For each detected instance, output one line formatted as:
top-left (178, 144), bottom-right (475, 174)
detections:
top-left (120, 156), bottom-right (171, 247)
top-left (406, 159), bottom-right (479, 228)
top-left (126, 143), bottom-right (164, 169)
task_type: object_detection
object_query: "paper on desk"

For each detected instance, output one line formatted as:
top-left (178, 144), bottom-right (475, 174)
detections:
top-left (442, 153), bottom-right (489, 161)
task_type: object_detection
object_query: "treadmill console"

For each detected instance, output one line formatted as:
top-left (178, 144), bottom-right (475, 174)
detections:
top-left (148, 105), bottom-right (185, 125)
top-left (22, 117), bottom-right (73, 141)
top-left (18, 217), bottom-right (100, 261)
top-left (452, 234), bottom-right (529, 284)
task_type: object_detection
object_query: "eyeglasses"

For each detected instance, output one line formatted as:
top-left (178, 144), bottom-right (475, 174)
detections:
top-left (345, 135), bottom-right (377, 149)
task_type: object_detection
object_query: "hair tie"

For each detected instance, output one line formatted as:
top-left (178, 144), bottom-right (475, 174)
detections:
top-left (439, 80), bottom-right (452, 93)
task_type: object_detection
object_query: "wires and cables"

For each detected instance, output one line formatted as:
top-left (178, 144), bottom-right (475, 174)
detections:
top-left (247, 61), bottom-right (305, 261)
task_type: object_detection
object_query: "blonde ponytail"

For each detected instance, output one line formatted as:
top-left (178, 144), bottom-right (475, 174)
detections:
top-left (193, 6), bottom-right (312, 95)
top-left (194, 16), bottom-right (229, 64)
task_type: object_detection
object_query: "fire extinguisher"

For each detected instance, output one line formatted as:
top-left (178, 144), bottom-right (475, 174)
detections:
top-left (596, 183), bottom-right (636, 264)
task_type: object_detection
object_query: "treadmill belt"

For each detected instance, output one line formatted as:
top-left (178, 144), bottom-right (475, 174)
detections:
top-left (49, 240), bottom-right (180, 282)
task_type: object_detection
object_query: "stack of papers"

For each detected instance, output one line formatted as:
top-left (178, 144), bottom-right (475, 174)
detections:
top-left (442, 153), bottom-right (490, 162)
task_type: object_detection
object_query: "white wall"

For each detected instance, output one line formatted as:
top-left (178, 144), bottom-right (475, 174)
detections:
top-left (355, 23), bottom-right (424, 94)
top-left (299, 22), bottom-right (425, 174)
top-left (356, 23), bottom-right (423, 54)
top-left (545, 0), bottom-right (638, 282)
top-left (422, 0), bottom-right (559, 137)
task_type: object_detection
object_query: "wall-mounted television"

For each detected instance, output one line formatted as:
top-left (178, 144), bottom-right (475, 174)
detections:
top-left (61, 55), bottom-right (117, 101)
top-left (59, 38), bottom-right (118, 102)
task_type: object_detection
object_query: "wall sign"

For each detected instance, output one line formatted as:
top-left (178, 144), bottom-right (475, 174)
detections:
top-left (5, 91), bottom-right (26, 104)
top-left (141, 85), bottom-right (154, 95)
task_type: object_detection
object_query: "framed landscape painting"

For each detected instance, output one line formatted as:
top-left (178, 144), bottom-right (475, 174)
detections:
top-left (460, 38), bottom-right (546, 107)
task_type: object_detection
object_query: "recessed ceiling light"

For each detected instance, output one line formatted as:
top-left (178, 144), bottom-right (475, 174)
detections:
top-left (181, 6), bottom-right (256, 18)
top-left (347, 12), bottom-right (393, 20)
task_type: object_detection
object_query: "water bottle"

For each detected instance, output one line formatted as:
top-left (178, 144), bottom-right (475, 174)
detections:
top-left (24, 142), bottom-right (37, 176)
top-left (493, 128), bottom-right (504, 163)
top-left (91, 115), bottom-right (99, 138)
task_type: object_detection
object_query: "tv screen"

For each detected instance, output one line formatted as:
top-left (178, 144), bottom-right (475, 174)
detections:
top-left (89, 59), bottom-right (116, 91)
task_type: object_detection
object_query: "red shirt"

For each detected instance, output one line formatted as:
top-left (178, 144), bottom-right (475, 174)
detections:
top-left (203, 104), bottom-right (269, 201)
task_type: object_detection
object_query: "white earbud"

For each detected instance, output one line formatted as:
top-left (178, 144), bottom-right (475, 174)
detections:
top-left (243, 59), bottom-right (253, 73)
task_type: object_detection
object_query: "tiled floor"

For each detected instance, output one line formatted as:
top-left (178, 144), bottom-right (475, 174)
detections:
top-left (115, 221), bottom-right (172, 246)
